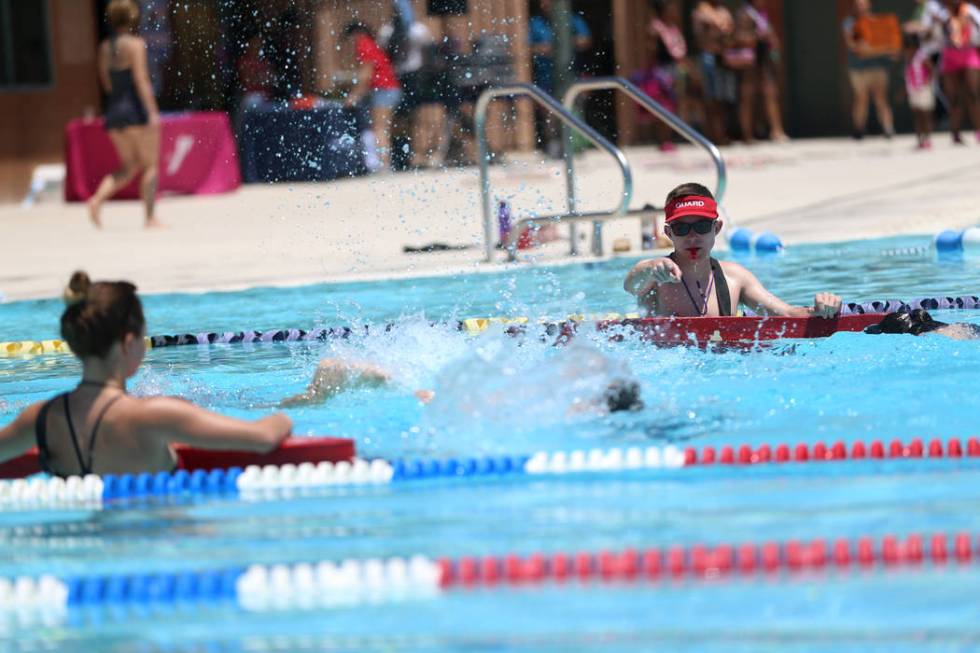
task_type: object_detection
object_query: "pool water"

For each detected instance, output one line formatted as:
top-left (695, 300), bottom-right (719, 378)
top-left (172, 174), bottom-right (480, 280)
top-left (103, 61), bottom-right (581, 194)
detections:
top-left (2, 235), bottom-right (980, 651)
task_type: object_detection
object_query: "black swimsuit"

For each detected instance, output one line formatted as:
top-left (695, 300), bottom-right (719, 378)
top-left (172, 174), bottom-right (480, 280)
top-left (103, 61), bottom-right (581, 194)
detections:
top-left (103, 36), bottom-right (149, 130)
top-left (34, 392), bottom-right (123, 478)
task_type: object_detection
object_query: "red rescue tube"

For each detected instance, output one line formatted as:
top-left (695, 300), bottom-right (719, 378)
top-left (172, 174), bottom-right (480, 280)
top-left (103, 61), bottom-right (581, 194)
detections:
top-left (0, 436), bottom-right (356, 479)
top-left (597, 314), bottom-right (885, 347)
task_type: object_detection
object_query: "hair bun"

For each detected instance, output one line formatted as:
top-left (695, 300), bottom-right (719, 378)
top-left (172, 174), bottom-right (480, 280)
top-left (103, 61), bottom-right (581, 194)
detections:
top-left (63, 270), bottom-right (92, 306)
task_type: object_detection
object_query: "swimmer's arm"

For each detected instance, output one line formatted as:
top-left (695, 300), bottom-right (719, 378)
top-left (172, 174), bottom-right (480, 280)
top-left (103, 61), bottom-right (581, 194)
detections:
top-left (0, 403), bottom-right (42, 464)
top-left (138, 397), bottom-right (291, 452)
top-left (129, 38), bottom-right (160, 119)
top-left (280, 360), bottom-right (392, 407)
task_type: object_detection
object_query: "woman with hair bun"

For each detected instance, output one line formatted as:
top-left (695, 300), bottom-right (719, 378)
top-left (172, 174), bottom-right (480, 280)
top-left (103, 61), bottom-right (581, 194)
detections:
top-left (0, 272), bottom-right (292, 478)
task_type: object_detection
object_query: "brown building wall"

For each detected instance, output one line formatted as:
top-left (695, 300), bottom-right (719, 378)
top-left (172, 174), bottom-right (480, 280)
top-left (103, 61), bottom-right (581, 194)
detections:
top-left (0, 0), bottom-right (100, 161)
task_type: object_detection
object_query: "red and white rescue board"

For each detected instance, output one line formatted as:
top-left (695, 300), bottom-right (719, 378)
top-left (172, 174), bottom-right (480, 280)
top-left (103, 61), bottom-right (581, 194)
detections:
top-left (0, 436), bottom-right (355, 480)
top-left (593, 313), bottom-right (886, 347)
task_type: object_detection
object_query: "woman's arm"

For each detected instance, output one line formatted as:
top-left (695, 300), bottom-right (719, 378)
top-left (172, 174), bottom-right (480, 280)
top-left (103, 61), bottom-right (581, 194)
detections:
top-left (129, 38), bottom-right (160, 120)
top-left (98, 41), bottom-right (111, 94)
top-left (843, 18), bottom-right (863, 54)
top-left (0, 404), bottom-right (43, 465)
top-left (347, 62), bottom-right (374, 105)
top-left (138, 397), bottom-right (291, 452)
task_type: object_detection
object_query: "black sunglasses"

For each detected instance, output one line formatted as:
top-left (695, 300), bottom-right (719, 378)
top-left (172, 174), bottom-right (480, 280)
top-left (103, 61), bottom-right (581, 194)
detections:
top-left (669, 219), bottom-right (715, 236)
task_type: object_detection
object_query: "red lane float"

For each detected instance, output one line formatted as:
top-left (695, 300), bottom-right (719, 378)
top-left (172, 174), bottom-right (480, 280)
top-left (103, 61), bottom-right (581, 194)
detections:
top-left (596, 313), bottom-right (885, 347)
top-left (682, 437), bottom-right (980, 467)
top-left (437, 532), bottom-right (980, 587)
top-left (0, 436), bottom-right (356, 480)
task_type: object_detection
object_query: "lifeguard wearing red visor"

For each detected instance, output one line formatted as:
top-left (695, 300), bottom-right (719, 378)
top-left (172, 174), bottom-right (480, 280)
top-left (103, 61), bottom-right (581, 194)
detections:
top-left (624, 181), bottom-right (842, 319)
top-left (664, 195), bottom-right (719, 223)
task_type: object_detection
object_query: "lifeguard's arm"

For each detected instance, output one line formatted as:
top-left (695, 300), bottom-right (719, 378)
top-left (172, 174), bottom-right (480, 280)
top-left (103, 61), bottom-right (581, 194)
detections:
top-left (138, 397), bottom-right (291, 452)
top-left (0, 403), bottom-right (43, 464)
top-left (130, 38), bottom-right (160, 118)
top-left (280, 360), bottom-right (392, 407)
top-left (734, 264), bottom-right (841, 318)
top-left (624, 257), bottom-right (682, 297)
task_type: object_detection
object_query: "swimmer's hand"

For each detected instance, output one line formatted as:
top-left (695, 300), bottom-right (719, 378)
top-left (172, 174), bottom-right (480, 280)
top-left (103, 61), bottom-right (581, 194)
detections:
top-left (809, 292), bottom-right (843, 319)
top-left (625, 257), bottom-right (682, 297)
top-left (414, 390), bottom-right (435, 404)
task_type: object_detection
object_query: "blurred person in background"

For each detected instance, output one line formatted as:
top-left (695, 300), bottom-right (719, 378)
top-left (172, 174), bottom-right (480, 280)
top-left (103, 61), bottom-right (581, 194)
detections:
top-left (237, 35), bottom-right (275, 110)
top-left (87, 0), bottom-right (162, 229)
top-left (636, 0), bottom-right (688, 152)
top-left (343, 22), bottom-right (402, 173)
top-left (733, 0), bottom-right (789, 143)
top-left (905, 0), bottom-right (947, 58)
top-left (692, 0), bottom-right (736, 146)
top-left (904, 33), bottom-right (937, 148)
top-left (843, 0), bottom-right (900, 140)
top-left (938, 0), bottom-right (980, 143)
top-left (379, 3), bottom-right (443, 168)
top-left (530, 0), bottom-right (593, 157)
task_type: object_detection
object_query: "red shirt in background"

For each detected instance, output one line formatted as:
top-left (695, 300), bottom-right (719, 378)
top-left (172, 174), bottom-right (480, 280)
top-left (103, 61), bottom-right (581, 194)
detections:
top-left (355, 34), bottom-right (400, 90)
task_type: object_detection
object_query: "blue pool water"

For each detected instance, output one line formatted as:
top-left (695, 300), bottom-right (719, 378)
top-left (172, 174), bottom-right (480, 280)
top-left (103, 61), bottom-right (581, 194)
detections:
top-left (2, 235), bottom-right (980, 650)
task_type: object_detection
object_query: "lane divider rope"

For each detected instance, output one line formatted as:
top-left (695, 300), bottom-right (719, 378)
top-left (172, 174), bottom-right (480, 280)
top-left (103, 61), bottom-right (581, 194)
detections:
top-left (3, 295), bottom-right (978, 358)
top-left (3, 437), bottom-right (980, 512)
top-left (5, 531), bottom-right (980, 616)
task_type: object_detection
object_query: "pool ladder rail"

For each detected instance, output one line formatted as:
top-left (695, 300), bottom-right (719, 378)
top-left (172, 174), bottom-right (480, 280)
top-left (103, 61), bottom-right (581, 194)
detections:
top-left (475, 77), bottom-right (727, 261)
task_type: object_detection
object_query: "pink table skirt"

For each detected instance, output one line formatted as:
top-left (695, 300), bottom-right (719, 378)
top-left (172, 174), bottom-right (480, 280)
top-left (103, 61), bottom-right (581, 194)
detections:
top-left (64, 112), bottom-right (241, 202)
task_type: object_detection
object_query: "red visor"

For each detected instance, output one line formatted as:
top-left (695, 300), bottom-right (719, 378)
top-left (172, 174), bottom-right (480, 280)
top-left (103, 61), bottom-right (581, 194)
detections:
top-left (665, 196), bottom-right (719, 223)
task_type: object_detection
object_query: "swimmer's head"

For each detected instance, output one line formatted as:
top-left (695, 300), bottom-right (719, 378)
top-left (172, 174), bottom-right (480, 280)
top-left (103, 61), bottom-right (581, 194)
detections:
top-left (865, 309), bottom-right (948, 335)
top-left (61, 270), bottom-right (146, 375)
top-left (603, 379), bottom-right (644, 413)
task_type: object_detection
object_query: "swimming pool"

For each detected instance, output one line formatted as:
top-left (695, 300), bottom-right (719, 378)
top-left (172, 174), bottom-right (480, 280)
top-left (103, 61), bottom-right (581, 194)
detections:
top-left (3, 235), bottom-right (980, 650)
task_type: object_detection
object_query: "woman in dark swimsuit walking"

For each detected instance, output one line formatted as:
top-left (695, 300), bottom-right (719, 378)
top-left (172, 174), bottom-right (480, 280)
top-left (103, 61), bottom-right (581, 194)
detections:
top-left (87, 0), bottom-right (162, 229)
top-left (0, 271), bottom-right (292, 478)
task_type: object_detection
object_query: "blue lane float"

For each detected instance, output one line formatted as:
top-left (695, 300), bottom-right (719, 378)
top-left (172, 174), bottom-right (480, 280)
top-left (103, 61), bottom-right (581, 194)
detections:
top-left (727, 227), bottom-right (784, 254)
top-left (934, 227), bottom-right (980, 254)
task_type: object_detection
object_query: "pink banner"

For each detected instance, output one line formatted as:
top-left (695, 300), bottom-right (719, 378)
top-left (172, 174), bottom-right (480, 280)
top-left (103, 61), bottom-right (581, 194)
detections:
top-left (64, 112), bottom-right (241, 202)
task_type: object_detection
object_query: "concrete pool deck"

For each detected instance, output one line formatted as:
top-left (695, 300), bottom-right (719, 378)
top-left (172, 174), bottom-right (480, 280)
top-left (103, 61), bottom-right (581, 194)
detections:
top-left (1, 134), bottom-right (978, 302)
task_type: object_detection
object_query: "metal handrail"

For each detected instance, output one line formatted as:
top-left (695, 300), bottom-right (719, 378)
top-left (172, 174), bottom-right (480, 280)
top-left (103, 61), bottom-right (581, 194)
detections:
top-left (562, 77), bottom-right (728, 204)
top-left (475, 83), bottom-right (633, 262)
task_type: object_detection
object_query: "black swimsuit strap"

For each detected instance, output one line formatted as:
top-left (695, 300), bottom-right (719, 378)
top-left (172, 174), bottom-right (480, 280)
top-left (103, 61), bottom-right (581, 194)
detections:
top-left (62, 395), bottom-right (89, 475)
top-left (34, 396), bottom-right (61, 475)
top-left (710, 257), bottom-right (733, 317)
top-left (63, 393), bottom-right (124, 476)
top-left (87, 395), bottom-right (123, 473)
